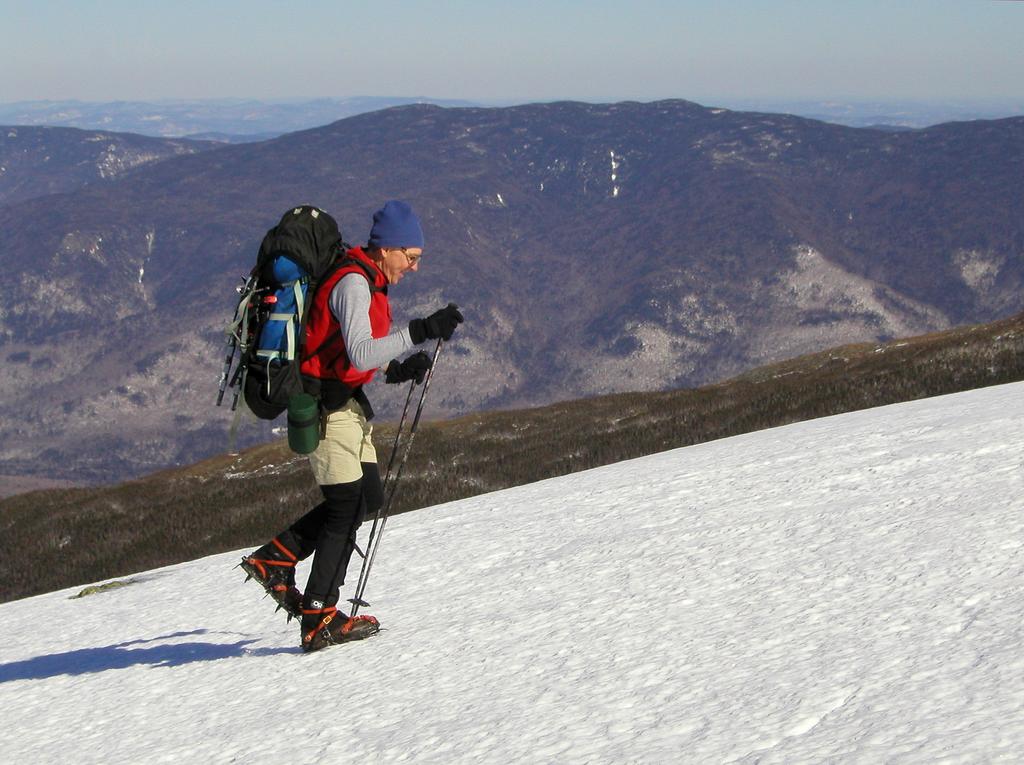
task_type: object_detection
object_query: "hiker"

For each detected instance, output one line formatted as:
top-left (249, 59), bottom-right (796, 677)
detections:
top-left (241, 200), bottom-right (463, 651)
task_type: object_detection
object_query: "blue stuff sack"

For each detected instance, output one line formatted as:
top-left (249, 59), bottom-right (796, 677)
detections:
top-left (255, 256), bottom-right (309, 364)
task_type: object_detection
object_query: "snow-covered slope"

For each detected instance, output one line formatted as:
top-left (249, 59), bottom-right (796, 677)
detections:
top-left (2, 383), bottom-right (1023, 763)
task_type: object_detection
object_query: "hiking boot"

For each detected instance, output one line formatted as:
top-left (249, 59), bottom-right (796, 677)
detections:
top-left (300, 605), bottom-right (380, 653)
top-left (240, 537), bottom-right (303, 619)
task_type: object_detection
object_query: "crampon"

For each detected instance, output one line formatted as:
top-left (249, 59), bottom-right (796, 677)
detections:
top-left (301, 607), bottom-right (380, 653)
top-left (239, 555), bottom-right (304, 621)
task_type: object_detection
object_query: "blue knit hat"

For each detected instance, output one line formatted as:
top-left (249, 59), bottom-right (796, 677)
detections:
top-left (368, 200), bottom-right (424, 250)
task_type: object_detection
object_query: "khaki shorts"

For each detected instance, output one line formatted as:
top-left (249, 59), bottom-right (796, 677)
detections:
top-left (308, 399), bottom-right (377, 485)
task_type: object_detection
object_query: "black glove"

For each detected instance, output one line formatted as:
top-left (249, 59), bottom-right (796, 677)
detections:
top-left (385, 351), bottom-right (433, 384)
top-left (409, 303), bottom-right (464, 344)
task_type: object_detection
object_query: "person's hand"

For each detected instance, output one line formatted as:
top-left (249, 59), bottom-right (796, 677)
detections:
top-left (409, 303), bottom-right (464, 344)
top-left (385, 351), bottom-right (433, 384)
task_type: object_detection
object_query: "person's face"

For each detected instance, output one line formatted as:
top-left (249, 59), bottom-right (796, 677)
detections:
top-left (379, 247), bottom-right (422, 285)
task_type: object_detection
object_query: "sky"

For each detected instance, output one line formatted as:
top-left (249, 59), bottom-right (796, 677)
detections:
top-left (1, 1), bottom-right (1022, 105)
top-left (1, 381), bottom-right (1022, 762)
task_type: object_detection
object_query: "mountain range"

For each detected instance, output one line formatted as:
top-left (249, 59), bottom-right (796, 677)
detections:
top-left (5, 97), bottom-right (1023, 138)
top-left (1, 99), bottom-right (1022, 487)
top-left (0, 126), bottom-right (213, 206)
top-left (0, 97), bottom-right (478, 141)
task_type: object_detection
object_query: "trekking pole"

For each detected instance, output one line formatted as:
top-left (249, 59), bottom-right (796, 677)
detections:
top-left (350, 338), bottom-right (443, 615)
top-left (346, 371), bottom-right (417, 582)
top-left (381, 370), bottom-right (420, 494)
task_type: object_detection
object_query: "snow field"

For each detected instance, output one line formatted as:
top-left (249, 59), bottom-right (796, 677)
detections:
top-left (1, 383), bottom-right (1022, 763)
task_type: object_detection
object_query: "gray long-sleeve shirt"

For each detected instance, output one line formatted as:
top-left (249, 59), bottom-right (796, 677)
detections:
top-left (329, 273), bottom-right (416, 371)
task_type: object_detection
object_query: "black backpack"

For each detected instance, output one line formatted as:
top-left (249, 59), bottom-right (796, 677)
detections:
top-left (217, 205), bottom-right (348, 421)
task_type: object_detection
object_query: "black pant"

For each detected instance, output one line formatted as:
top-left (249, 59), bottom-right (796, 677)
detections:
top-left (279, 462), bottom-right (383, 609)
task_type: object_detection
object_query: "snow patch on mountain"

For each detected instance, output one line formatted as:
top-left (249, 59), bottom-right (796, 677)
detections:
top-left (954, 248), bottom-right (1004, 294)
top-left (752, 245), bottom-right (950, 357)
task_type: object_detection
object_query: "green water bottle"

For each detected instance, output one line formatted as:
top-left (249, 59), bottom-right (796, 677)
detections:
top-left (287, 393), bottom-right (320, 454)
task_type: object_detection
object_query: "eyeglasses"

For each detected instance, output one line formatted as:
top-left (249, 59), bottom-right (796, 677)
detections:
top-left (400, 247), bottom-right (422, 266)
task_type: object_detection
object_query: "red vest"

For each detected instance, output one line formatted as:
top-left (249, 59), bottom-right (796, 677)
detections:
top-left (300, 247), bottom-right (391, 387)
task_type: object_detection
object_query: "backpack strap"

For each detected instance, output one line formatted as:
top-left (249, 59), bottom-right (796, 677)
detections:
top-left (303, 255), bottom-right (386, 361)
top-left (335, 255), bottom-right (387, 295)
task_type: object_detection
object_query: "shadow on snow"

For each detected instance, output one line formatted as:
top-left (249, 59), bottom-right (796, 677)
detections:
top-left (0, 629), bottom-right (297, 683)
